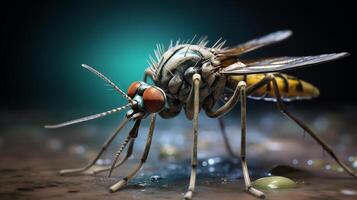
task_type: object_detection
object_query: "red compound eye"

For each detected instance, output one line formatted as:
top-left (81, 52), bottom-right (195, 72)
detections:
top-left (127, 82), bottom-right (141, 98)
top-left (143, 86), bottom-right (166, 113)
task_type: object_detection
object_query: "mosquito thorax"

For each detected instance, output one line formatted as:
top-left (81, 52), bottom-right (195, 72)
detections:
top-left (152, 44), bottom-right (227, 116)
top-left (127, 81), bottom-right (166, 114)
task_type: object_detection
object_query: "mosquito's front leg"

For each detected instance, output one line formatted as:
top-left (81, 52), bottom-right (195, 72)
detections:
top-left (59, 117), bottom-right (130, 175)
top-left (238, 81), bottom-right (265, 198)
top-left (143, 67), bottom-right (155, 82)
top-left (109, 114), bottom-right (157, 192)
top-left (183, 74), bottom-right (201, 200)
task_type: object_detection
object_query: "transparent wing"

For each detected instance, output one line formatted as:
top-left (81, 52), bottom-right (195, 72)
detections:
top-left (221, 53), bottom-right (349, 75)
top-left (217, 30), bottom-right (292, 57)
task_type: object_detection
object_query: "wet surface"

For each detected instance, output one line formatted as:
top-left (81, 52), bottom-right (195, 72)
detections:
top-left (1, 106), bottom-right (357, 199)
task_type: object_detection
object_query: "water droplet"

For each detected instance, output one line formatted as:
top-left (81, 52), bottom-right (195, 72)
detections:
top-left (150, 175), bottom-right (162, 182)
top-left (208, 158), bottom-right (215, 165)
top-left (341, 189), bottom-right (357, 196)
top-left (325, 164), bottom-right (331, 170)
top-left (202, 161), bottom-right (207, 167)
top-left (96, 159), bottom-right (104, 165)
top-left (208, 167), bottom-right (215, 172)
top-left (348, 156), bottom-right (355, 162)
top-left (214, 157), bottom-right (222, 163)
top-left (292, 159), bottom-right (299, 165)
top-left (159, 144), bottom-right (180, 160)
top-left (352, 161), bottom-right (357, 168)
top-left (138, 183), bottom-right (147, 187)
top-left (307, 160), bottom-right (313, 166)
top-left (96, 158), bottom-right (111, 166)
top-left (253, 176), bottom-right (296, 189)
top-left (221, 178), bottom-right (228, 184)
top-left (69, 145), bottom-right (86, 155)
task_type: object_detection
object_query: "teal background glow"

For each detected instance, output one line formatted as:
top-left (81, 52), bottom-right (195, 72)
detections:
top-left (3, 0), bottom-right (354, 113)
top-left (24, 1), bottom-right (255, 111)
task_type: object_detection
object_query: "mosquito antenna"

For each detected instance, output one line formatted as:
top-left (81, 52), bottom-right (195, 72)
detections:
top-left (81, 64), bottom-right (133, 103)
top-left (108, 119), bottom-right (141, 177)
top-left (44, 103), bottom-right (131, 129)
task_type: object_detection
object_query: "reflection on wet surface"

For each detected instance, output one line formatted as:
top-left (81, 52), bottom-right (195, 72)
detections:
top-left (0, 105), bottom-right (356, 199)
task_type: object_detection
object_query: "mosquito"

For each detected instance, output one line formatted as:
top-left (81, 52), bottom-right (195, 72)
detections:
top-left (45, 30), bottom-right (356, 199)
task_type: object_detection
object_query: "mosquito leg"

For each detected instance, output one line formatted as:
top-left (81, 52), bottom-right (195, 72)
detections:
top-left (270, 76), bottom-right (357, 178)
top-left (109, 114), bottom-right (156, 192)
top-left (59, 116), bottom-right (130, 175)
top-left (183, 74), bottom-right (201, 200)
top-left (239, 81), bottom-right (265, 198)
top-left (92, 138), bottom-right (135, 174)
top-left (205, 73), bottom-right (274, 118)
top-left (218, 117), bottom-right (240, 159)
top-left (143, 67), bottom-right (155, 82)
top-left (205, 78), bottom-right (242, 118)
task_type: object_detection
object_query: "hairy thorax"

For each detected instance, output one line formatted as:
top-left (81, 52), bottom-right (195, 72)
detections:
top-left (153, 44), bottom-right (227, 119)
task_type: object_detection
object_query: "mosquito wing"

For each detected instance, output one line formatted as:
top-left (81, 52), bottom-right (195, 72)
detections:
top-left (220, 53), bottom-right (349, 75)
top-left (217, 30), bottom-right (292, 57)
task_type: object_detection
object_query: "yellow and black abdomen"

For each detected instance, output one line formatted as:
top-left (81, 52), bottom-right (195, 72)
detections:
top-left (227, 73), bottom-right (320, 101)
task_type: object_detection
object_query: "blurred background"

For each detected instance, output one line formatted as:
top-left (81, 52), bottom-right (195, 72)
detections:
top-left (1, 1), bottom-right (357, 199)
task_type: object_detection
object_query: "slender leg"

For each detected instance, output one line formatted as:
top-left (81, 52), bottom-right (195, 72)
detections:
top-left (143, 67), bottom-right (155, 82)
top-left (218, 117), bottom-right (240, 159)
top-left (109, 114), bottom-right (157, 192)
top-left (92, 139), bottom-right (135, 174)
top-left (239, 81), bottom-right (265, 198)
top-left (59, 117), bottom-right (130, 175)
top-left (270, 76), bottom-right (357, 178)
top-left (205, 78), bottom-right (243, 118)
top-left (183, 74), bottom-right (201, 200)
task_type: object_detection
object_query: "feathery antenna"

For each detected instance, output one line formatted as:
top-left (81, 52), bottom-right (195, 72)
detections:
top-left (108, 135), bottom-right (131, 177)
top-left (108, 119), bottom-right (141, 177)
top-left (81, 64), bottom-right (133, 104)
top-left (44, 103), bottom-right (131, 129)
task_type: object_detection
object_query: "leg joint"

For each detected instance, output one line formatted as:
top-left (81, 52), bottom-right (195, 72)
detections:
top-left (238, 81), bottom-right (247, 88)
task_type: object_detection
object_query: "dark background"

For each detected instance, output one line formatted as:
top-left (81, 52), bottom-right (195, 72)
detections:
top-left (1, 0), bottom-right (356, 112)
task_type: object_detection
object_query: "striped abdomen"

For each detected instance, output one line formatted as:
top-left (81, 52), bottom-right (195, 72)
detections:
top-left (226, 73), bottom-right (320, 101)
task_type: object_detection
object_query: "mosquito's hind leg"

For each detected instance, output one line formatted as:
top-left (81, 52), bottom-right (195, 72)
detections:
top-left (270, 76), bottom-right (357, 178)
top-left (218, 117), bottom-right (240, 159)
top-left (109, 114), bottom-right (156, 192)
top-left (59, 117), bottom-right (130, 176)
top-left (238, 81), bottom-right (265, 198)
top-left (183, 74), bottom-right (201, 200)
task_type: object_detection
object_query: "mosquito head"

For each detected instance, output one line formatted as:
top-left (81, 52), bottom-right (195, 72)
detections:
top-left (127, 81), bottom-right (166, 114)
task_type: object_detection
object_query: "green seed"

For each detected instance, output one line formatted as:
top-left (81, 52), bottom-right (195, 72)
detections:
top-left (252, 176), bottom-right (296, 190)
